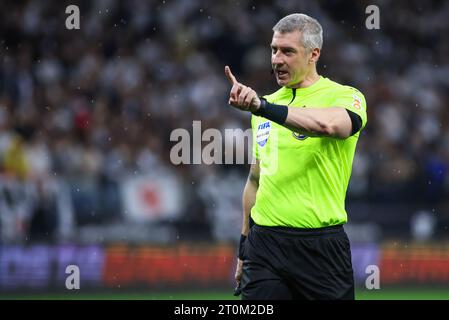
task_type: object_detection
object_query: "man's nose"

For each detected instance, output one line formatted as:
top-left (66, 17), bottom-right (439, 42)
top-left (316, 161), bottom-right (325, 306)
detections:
top-left (272, 52), bottom-right (283, 66)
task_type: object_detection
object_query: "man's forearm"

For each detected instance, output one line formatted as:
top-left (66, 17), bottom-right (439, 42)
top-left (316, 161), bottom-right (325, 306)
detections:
top-left (284, 107), bottom-right (352, 138)
top-left (253, 99), bottom-right (353, 139)
top-left (242, 179), bottom-right (258, 236)
top-left (241, 165), bottom-right (259, 236)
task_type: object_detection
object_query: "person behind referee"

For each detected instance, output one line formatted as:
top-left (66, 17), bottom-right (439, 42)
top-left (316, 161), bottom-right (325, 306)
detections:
top-left (225, 13), bottom-right (367, 300)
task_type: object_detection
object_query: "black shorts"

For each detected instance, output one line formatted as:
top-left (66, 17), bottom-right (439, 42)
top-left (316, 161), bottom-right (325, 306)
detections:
top-left (240, 223), bottom-right (354, 300)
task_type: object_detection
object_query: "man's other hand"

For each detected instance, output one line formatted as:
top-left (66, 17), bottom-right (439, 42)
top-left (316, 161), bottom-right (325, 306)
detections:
top-left (233, 258), bottom-right (244, 296)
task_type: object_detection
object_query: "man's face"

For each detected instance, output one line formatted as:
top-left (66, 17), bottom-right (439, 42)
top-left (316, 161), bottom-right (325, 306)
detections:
top-left (271, 30), bottom-right (311, 88)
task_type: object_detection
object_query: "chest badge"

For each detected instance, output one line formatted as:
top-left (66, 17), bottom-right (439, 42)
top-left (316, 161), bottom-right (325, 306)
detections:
top-left (256, 121), bottom-right (271, 147)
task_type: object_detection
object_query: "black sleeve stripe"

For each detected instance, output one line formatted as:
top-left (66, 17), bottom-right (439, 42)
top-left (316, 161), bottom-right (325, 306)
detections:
top-left (346, 109), bottom-right (362, 136)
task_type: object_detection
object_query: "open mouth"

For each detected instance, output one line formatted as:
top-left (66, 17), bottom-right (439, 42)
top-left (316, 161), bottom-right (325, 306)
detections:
top-left (276, 70), bottom-right (288, 78)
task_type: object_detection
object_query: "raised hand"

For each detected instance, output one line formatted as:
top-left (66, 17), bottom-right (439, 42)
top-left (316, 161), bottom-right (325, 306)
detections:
top-left (225, 66), bottom-right (261, 113)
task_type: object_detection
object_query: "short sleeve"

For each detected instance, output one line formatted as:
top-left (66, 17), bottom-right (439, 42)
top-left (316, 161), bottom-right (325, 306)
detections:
top-left (333, 87), bottom-right (368, 130)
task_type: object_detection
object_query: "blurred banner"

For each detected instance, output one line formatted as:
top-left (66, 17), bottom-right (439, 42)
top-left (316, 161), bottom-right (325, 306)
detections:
top-left (0, 245), bottom-right (104, 290)
top-left (103, 244), bottom-right (234, 288)
top-left (121, 172), bottom-right (184, 223)
top-left (0, 243), bottom-right (235, 291)
top-left (1, 243), bottom-right (449, 292)
top-left (380, 242), bottom-right (449, 284)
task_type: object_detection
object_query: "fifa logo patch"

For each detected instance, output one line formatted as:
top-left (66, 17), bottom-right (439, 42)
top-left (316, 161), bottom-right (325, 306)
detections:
top-left (292, 132), bottom-right (308, 140)
top-left (256, 121), bottom-right (271, 147)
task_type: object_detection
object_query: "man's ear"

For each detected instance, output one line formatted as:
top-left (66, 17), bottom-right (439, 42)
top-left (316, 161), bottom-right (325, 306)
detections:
top-left (309, 47), bottom-right (321, 64)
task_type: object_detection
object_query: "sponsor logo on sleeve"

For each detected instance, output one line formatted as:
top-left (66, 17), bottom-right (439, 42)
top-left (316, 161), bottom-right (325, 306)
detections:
top-left (353, 95), bottom-right (362, 110)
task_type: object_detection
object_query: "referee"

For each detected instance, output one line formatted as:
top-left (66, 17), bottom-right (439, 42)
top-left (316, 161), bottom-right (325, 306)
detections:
top-left (225, 13), bottom-right (367, 300)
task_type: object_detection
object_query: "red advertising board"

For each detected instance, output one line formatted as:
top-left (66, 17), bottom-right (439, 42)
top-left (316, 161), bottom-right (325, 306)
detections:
top-left (380, 243), bottom-right (449, 284)
top-left (102, 244), bottom-right (236, 288)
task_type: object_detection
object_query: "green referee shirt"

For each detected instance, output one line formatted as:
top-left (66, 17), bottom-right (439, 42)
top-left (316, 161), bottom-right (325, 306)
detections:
top-left (251, 76), bottom-right (367, 228)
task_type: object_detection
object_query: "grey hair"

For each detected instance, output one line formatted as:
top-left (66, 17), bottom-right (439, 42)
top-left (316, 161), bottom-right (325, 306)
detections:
top-left (273, 13), bottom-right (323, 52)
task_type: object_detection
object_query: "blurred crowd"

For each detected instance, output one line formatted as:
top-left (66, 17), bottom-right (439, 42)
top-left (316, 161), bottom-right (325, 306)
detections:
top-left (0, 0), bottom-right (448, 243)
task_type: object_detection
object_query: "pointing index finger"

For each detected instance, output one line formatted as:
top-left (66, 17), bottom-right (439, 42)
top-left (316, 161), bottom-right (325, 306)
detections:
top-left (225, 65), bottom-right (237, 85)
